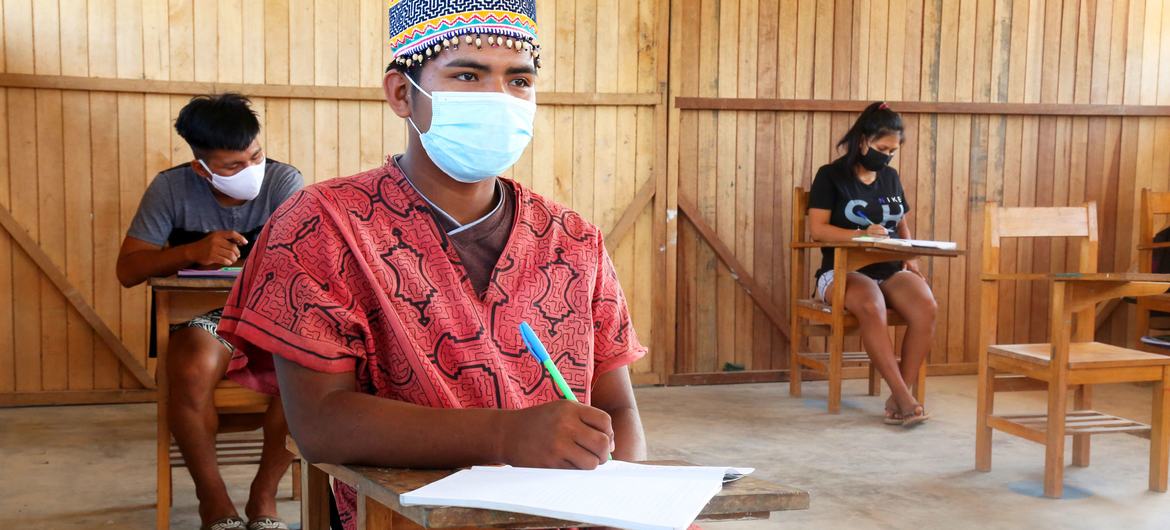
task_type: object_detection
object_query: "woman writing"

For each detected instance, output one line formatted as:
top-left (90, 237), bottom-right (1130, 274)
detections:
top-left (807, 102), bottom-right (937, 426)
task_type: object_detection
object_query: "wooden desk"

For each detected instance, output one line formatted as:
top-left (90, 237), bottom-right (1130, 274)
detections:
top-left (289, 440), bottom-right (810, 530)
top-left (150, 275), bottom-right (273, 530)
top-left (788, 239), bottom-right (963, 412)
top-left (794, 240), bottom-right (964, 271)
top-left (149, 275), bottom-right (237, 391)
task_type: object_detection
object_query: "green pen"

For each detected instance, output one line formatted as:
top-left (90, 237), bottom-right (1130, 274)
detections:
top-left (520, 321), bottom-right (578, 402)
top-left (520, 321), bottom-right (612, 461)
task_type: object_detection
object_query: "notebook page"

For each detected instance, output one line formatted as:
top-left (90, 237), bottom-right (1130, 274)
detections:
top-left (400, 461), bottom-right (752, 530)
top-left (851, 236), bottom-right (957, 250)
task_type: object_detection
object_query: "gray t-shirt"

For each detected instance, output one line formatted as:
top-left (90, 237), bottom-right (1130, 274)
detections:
top-left (126, 159), bottom-right (303, 258)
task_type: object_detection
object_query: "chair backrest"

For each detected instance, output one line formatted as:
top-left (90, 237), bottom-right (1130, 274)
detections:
top-left (790, 187), bottom-right (811, 301)
top-left (792, 186), bottom-right (809, 244)
top-left (981, 202), bottom-right (1101, 354)
top-left (982, 202), bottom-right (1099, 275)
top-left (1139, 188), bottom-right (1170, 274)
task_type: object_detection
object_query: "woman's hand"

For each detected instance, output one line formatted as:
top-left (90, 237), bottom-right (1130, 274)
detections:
top-left (864, 224), bottom-right (889, 237)
top-left (904, 258), bottom-right (926, 279)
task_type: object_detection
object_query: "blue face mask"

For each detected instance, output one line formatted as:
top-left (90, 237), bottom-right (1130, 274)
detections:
top-left (406, 75), bottom-right (536, 183)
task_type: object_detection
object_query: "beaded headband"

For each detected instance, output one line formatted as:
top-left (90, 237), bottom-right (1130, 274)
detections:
top-left (387, 0), bottom-right (541, 70)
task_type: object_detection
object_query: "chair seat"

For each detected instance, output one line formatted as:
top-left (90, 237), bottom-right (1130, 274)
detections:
top-left (796, 298), bottom-right (908, 327)
top-left (170, 433), bottom-right (265, 467)
top-left (213, 379), bottom-right (271, 413)
top-left (989, 341), bottom-right (1170, 369)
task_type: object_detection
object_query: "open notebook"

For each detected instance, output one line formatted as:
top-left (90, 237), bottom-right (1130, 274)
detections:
top-left (400, 460), bottom-right (754, 530)
top-left (852, 235), bottom-right (958, 250)
top-left (177, 267), bottom-right (242, 278)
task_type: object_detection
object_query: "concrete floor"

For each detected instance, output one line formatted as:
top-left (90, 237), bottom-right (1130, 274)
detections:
top-left (2, 376), bottom-right (1169, 529)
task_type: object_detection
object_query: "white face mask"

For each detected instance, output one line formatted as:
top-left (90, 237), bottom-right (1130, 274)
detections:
top-left (405, 74), bottom-right (535, 183)
top-left (198, 158), bottom-right (266, 201)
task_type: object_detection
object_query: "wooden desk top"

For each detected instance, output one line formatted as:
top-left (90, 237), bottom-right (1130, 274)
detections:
top-left (1049, 272), bottom-right (1170, 283)
top-left (316, 460), bottom-right (810, 529)
top-left (793, 240), bottom-right (963, 258)
top-left (149, 275), bottom-right (237, 291)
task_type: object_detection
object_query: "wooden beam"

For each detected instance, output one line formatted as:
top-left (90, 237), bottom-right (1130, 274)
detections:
top-left (677, 193), bottom-right (790, 339)
top-left (0, 205), bottom-right (156, 389)
top-left (0, 73), bottom-right (660, 107)
top-left (651, 0), bottom-right (676, 393)
top-left (674, 97), bottom-right (1170, 117)
top-left (605, 179), bottom-right (656, 244)
top-left (0, 389), bottom-right (156, 407)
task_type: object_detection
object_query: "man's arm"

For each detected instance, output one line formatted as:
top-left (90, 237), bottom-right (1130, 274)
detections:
top-left (590, 366), bottom-right (647, 461)
top-left (273, 355), bottom-right (616, 469)
top-left (115, 231), bottom-right (247, 287)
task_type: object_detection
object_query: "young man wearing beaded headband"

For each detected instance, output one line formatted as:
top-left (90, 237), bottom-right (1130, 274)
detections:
top-left (216, 1), bottom-right (647, 528)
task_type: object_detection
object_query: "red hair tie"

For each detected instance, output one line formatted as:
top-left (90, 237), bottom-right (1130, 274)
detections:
top-left (878, 102), bottom-right (890, 110)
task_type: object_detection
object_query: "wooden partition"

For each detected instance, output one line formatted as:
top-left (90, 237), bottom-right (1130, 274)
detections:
top-left (0, 0), bottom-right (668, 405)
top-left (4, 0), bottom-right (1170, 404)
top-left (666, 0), bottom-right (1170, 380)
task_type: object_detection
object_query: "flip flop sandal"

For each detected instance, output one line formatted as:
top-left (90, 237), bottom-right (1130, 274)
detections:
top-left (247, 516), bottom-right (291, 530)
top-left (202, 516), bottom-right (246, 530)
top-left (900, 406), bottom-right (931, 428)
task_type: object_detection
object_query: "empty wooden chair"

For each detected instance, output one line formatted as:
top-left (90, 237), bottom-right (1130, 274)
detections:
top-left (1135, 188), bottom-right (1170, 353)
top-left (975, 201), bottom-right (1170, 498)
top-left (789, 186), bottom-right (925, 413)
top-left (152, 286), bottom-right (300, 530)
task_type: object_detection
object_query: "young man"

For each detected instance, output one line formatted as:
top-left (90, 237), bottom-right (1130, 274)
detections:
top-left (218, 1), bottom-right (648, 529)
top-left (117, 93), bottom-right (302, 530)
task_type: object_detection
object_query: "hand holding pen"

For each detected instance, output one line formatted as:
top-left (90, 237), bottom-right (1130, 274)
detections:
top-left (857, 212), bottom-right (894, 238)
top-left (495, 321), bottom-right (614, 469)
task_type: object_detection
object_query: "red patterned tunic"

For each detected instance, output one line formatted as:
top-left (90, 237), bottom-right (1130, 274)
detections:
top-left (218, 159), bottom-right (645, 529)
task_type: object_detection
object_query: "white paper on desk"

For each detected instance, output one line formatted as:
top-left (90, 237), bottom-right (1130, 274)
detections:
top-left (399, 460), bottom-right (754, 530)
top-left (851, 236), bottom-right (957, 250)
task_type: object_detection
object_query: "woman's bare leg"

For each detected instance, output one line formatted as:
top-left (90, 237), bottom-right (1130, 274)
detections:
top-left (840, 273), bottom-right (918, 415)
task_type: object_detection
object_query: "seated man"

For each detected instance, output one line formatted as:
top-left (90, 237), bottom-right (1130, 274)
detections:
top-left (217, 1), bottom-right (647, 529)
top-left (116, 93), bottom-right (303, 530)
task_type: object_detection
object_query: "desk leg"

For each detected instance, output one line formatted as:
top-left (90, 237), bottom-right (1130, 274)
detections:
top-left (156, 291), bottom-right (171, 530)
top-left (357, 492), bottom-right (395, 530)
top-left (357, 493), bottom-right (491, 530)
top-left (302, 463), bottom-right (331, 530)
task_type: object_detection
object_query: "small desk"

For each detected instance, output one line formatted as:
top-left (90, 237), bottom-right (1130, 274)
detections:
top-left (289, 441), bottom-right (810, 530)
top-left (789, 239), bottom-right (963, 411)
top-left (148, 275), bottom-right (237, 384)
top-left (794, 239), bottom-right (964, 270)
top-left (149, 275), bottom-right (271, 530)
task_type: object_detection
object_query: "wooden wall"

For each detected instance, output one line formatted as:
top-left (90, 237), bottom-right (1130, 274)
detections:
top-left (0, 0), bottom-right (667, 404)
top-left (4, 0), bottom-right (1169, 403)
top-left (668, 0), bottom-right (1170, 376)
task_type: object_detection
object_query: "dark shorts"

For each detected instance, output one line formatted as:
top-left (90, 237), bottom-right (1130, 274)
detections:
top-left (169, 308), bottom-right (233, 352)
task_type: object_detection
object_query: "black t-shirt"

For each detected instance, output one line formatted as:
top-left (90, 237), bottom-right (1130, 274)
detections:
top-left (808, 159), bottom-right (909, 280)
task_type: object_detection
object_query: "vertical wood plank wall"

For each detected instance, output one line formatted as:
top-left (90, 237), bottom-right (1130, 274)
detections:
top-left (670, 0), bottom-right (1170, 375)
top-left (3, 0), bottom-right (1169, 401)
top-left (0, 0), bottom-right (664, 399)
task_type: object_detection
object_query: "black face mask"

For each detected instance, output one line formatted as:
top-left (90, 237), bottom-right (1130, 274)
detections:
top-left (859, 147), bottom-right (893, 172)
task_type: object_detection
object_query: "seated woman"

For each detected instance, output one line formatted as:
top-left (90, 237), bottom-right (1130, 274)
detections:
top-left (807, 101), bottom-right (936, 427)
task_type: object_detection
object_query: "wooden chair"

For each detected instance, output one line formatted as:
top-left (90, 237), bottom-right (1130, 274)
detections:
top-left (154, 289), bottom-right (301, 530)
top-left (1135, 188), bottom-right (1170, 353)
top-left (788, 187), bottom-right (925, 413)
top-left (975, 201), bottom-right (1170, 498)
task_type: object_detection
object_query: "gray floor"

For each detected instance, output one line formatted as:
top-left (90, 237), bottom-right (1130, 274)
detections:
top-left (2, 376), bottom-right (1169, 529)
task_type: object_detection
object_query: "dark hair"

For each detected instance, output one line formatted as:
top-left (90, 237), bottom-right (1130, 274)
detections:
top-left (174, 93), bottom-right (260, 158)
top-left (836, 101), bottom-right (904, 170)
